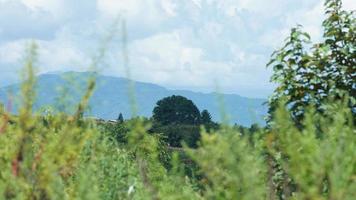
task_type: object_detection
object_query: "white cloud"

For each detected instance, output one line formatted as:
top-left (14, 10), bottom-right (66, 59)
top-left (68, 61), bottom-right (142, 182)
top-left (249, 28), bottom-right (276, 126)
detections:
top-left (343, 0), bottom-right (356, 10)
top-left (123, 29), bottom-right (273, 96)
top-left (190, 0), bottom-right (202, 9)
top-left (21, 0), bottom-right (65, 18)
top-left (97, 0), bottom-right (141, 17)
top-left (0, 41), bottom-right (25, 64)
top-left (97, 0), bottom-right (173, 24)
top-left (1, 0), bottom-right (353, 97)
top-left (161, 0), bottom-right (177, 17)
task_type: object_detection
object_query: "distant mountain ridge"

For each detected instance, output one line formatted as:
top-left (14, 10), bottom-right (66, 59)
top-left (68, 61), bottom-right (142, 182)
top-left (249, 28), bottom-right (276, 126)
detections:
top-left (0, 72), bottom-right (268, 126)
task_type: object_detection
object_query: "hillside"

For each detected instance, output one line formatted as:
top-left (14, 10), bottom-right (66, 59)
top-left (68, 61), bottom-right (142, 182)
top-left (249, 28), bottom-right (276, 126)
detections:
top-left (0, 72), bottom-right (267, 126)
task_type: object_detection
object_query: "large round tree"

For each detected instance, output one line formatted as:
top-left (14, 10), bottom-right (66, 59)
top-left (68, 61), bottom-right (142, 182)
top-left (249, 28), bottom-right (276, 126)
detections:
top-left (153, 95), bottom-right (201, 126)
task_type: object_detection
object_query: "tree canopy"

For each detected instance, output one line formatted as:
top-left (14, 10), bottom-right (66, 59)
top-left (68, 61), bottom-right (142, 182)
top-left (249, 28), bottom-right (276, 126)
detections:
top-left (152, 95), bottom-right (201, 126)
top-left (200, 109), bottom-right (212, 125)
top-left (267, 0), bottom-right (355, 122)
top-left (117, 113), bottom-right (124, 123)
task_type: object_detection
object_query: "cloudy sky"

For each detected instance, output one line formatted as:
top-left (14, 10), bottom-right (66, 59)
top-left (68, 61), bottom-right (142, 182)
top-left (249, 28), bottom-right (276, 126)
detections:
top-left (0, 0), bottom-right (355, 98)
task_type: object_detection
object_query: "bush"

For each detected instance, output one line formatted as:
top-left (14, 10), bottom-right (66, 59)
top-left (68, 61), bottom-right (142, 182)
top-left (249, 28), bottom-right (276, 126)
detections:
top-left (151, 124), bottom-right (201, 148)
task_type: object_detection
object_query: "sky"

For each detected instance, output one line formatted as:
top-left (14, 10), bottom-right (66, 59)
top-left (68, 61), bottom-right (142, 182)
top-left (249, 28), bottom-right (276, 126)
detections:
top-left (0, 0), bottom-right (355, 98)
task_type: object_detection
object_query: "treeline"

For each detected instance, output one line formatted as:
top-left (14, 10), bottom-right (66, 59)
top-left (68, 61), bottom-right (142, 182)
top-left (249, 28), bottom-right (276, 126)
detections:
top-left (102, 94), bottom-right (262, 149)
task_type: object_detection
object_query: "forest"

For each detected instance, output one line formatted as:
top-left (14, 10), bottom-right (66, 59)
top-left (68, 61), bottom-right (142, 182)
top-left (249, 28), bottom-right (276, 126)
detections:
top-left (0, 0), bottom-right (355, 199)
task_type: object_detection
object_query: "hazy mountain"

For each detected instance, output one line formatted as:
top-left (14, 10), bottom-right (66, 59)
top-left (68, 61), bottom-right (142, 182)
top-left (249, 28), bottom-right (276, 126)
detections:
top-left (0, 72), bottom-right (268, 126)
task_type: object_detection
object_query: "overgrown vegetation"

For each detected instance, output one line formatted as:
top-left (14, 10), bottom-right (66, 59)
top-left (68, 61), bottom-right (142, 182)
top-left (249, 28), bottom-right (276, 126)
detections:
top-left (267, 0), bottom-right (355, 123)
top-left (0, 0), bottom-right (355, 199)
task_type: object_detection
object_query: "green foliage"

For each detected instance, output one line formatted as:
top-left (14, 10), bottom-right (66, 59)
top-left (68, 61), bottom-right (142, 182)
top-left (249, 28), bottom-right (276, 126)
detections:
top-left (200, 110), bottom-right (212, 125)
top-left (249, 123), bottom-right (261, 133)
top-left (2, 86), bottom-right (354, 199)
top-left (101, 121), bottom-right (129, 144)
top-left (117, 113), bottom-right (124, 123)
top-left (233, 123), bottom-right (262, 137)
top-left (125, 117), bottom-right (200, 200)
top-left (187, 128), bottom-right (268, 199)
top-left (153, 95), bottom-right (201, 126)
top-left (0, 43), bottom-right (101, 199)
top-left (151, 96), bottom-right (204, 148)
top-left (267, 100), bottom-right (356, 199)
top-left (0, 42), bottom-right (198, 200)
top-left (267, 0), bottom-right (355, 123)
top-left (1, 2), bottom-right (355, 199)
top-left (151, 124), bottom-right (200, 148)
top-left (200, 109), bottom-right (219, 132)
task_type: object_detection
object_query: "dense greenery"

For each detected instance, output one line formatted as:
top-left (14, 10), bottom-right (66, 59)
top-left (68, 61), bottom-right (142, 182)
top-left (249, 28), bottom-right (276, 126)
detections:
top-left (267, 0), bottom-right (355, 123)
top-left (152, 95), bottom-right (201, 126)
top-left (150, 124), bottom-right (200, 148)
top-left (151, 96), bottom-right (219, 147)
top-left (0, 0), bottom-right (355, 199)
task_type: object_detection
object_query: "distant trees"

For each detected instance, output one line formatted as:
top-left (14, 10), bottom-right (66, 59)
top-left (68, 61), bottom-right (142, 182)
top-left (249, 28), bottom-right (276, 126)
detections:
top-left (249, 123), bottom-right (261, 133)
top-left (233, 123), bottom-right (261, 136)
top-left (201, 109), bottom-right (219, 131)
top-left (152, 96), bottom-right (210, 147)
top-left (201, 110), bottom-right (212, 125)
top-left (117, 113), bottom-right (124, 123)
top-left (153, 95), bottom-right (201, 126)
top-left (267, 0), bottom-right (355, 123)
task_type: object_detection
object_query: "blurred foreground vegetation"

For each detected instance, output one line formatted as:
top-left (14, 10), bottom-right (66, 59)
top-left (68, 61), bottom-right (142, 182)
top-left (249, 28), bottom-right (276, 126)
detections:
top-left (0, 0), bottom-right (355, 199)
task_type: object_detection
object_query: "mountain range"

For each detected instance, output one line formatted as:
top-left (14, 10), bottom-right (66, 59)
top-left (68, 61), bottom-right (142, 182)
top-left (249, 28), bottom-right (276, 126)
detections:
top-left (0, 72), bottom-right (268, 126)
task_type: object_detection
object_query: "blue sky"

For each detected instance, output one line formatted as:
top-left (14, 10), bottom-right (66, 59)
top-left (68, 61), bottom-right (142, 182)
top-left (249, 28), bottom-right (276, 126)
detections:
top-left (0, 0), bottom-right (355, 98)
